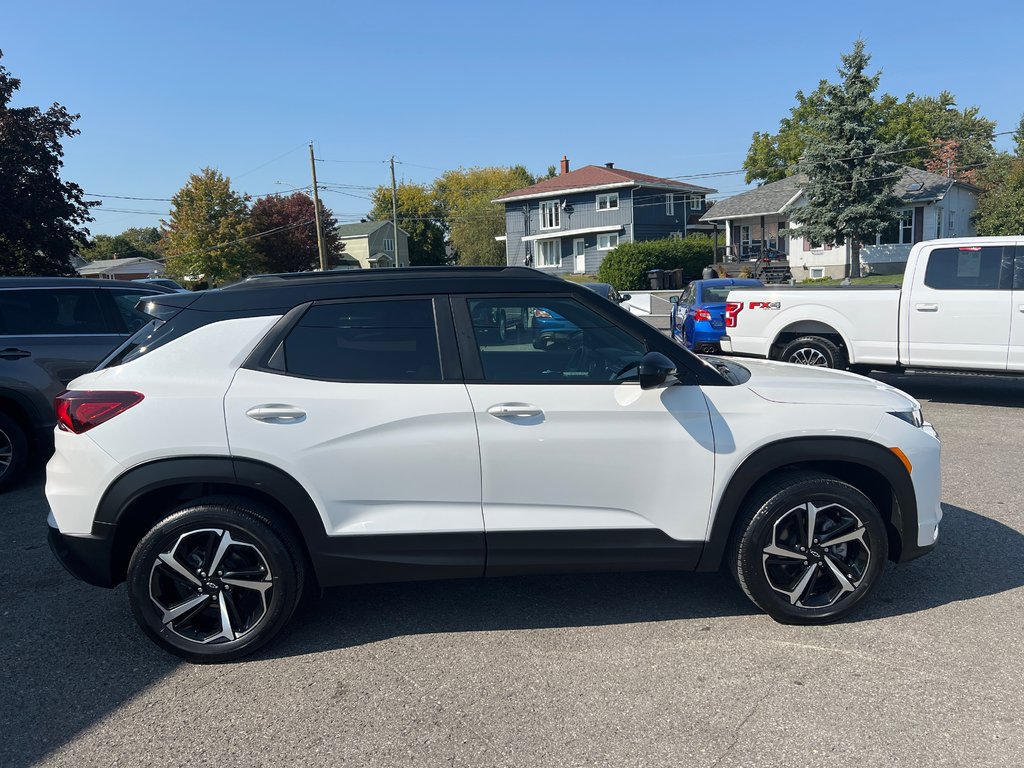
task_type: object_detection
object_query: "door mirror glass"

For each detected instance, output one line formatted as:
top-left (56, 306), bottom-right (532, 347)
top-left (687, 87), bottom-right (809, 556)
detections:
top-left (669, 295), bottom-right (679, 304)
top-left (638, 351), bottom-right (677, 390)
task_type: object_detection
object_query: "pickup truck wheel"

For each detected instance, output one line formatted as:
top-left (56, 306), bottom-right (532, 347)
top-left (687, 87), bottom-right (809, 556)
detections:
top-left (127, 502), bottom-right (304, 663)
top-left (730, 471), bottom-right (888, 624)
top-left (780, 336), bottom-right (846, 369)
top-left (0, 412), bottom-right (28, 491)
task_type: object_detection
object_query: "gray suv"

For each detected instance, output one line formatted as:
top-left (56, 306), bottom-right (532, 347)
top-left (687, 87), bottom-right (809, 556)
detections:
top-left (0, 278), bottom-right (172, 489)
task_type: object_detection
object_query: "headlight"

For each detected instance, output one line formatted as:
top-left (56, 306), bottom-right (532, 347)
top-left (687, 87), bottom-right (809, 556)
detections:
top-left (888, 408), bottom-right (924, 428)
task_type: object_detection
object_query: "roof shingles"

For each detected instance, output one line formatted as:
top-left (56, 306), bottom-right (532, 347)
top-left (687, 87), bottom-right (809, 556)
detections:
top-left (495, 165), bottom-right (716, 202)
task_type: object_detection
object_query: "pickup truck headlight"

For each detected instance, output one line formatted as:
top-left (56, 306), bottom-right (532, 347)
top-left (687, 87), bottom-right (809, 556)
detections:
top-left (888, 408), bottom-right (924, 428)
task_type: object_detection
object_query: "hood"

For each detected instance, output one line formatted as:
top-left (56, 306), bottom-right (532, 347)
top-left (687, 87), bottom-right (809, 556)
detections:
top-left (737, 358), bottom-right (919, 410)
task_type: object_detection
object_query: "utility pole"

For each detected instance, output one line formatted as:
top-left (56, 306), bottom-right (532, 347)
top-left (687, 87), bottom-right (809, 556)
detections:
top-left (390, 156), bottom-right (400, 268)
top-left (309, 142), bottom-right (327, 271)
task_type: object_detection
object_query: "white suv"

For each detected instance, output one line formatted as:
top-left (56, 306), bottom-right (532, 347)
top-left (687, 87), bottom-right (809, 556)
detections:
top-left (46, 267), bottom-right (941, 662)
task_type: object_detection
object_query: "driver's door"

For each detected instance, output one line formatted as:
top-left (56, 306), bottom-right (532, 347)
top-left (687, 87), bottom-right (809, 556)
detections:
top-left (454, 295), bottom-right (716, 573)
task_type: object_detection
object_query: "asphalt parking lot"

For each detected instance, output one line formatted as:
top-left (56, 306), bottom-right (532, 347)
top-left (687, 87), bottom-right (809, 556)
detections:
top-left (2, 371), bottom-right (1022, 768)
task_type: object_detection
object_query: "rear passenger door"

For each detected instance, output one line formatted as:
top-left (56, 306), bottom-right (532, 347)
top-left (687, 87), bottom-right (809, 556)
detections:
top-left (223, 296), bottom-right (484, 579)
top-left (1009, 245), bottom-right (1024, 372)
top-left (906, 244), bottom-right (1014, 370)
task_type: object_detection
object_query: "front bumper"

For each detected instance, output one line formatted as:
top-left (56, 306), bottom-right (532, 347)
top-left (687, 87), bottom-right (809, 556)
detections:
top-left (47, 512), bottom-right (119, 588)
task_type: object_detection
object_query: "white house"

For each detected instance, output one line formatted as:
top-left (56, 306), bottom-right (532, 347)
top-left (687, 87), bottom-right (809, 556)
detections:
top-left (701, 167), bottom-right (980, 279)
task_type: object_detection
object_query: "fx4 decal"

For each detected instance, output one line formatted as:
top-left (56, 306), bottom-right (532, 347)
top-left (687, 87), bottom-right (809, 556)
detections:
top-left (725, 300), bottom-right (781, 327)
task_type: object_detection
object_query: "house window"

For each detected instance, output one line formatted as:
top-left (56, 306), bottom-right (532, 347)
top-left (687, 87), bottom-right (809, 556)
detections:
top-left (670, 231), bottom-right (683, 239)
top-left (689, 195), bottom-right (704, 209)
top-left (537, 239), bottom-right (561, 267)
top-left (809, 267), bottom-right (825, 279)
top-left (935, 207), bottom-right (943, 240)
top-left (596, 193), bottom-right (619, 211)
top-left (540, 200), bottom-right (560, 229)
top-left (597, 233), bottom-right (619, 251)
top-left (665, 194), bottom-right (675, 216)
top-left (879, 209), bottom-right (914, 245)
top-left (383, 238), bottom-right (394, 252)
top-left (739, 225), bottom-right (752, 246)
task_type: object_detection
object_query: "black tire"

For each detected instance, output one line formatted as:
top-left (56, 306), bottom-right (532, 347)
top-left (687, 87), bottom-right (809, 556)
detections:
top-left (0, 411), bottom-right (28, 491)
top-left (729, 471), bottom-right (888, 625)
top-left (779, 335), bottom-right (846, 369)
top-left (127, 500), bottom-right (304, 663)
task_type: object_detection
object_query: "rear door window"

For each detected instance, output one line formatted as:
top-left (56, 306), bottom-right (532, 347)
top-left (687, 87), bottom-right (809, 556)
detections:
top-left (923, 246), bottom-right (1013, 291)
top-left (282, 298), bottom-right (442, 382)
top-left (0, 289), bottom-right (112, 335)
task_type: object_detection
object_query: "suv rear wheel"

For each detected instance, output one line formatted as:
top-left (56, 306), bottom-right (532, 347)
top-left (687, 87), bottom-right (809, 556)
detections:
top-left (730, 471), bottom-right (888, 624)
top-left (127, 501), bottom-right (304, 662)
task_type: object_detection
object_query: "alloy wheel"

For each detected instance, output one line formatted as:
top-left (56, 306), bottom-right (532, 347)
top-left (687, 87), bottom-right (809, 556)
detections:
top-left (788, 347), bottom-right (828, 366)
top-left (149, 528), bottom-right (273, 645)
top-left (0, 428), bottom-right (12, 476)
top-left (761, 501), bottom-right (872, 609)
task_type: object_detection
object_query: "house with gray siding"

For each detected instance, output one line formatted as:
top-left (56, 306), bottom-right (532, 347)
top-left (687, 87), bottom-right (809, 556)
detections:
top-left (701, 167), bottom-right (980, 279)
top-left (493, 157), bottom-right (717, 274)
top-left (335, 221), bottom-right (409, 269)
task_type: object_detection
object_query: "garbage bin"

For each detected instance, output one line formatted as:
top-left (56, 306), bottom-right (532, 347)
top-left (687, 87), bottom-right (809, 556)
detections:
top-left (702, 265), bottom-right (716, 281)
top-left (647, 269), bottom-right (664, 290)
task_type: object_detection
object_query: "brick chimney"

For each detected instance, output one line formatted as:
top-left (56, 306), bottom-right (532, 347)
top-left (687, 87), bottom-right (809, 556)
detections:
top-left (560, 155), bottom-right (569, 175)
top-left (605, 162), bottom-right (615, 169)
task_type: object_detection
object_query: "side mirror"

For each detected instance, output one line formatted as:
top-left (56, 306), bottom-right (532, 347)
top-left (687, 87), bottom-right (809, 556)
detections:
top-left (668, 295), bottom-right (679, 304)
top-left (638, 351), bottom-right (677, 390)
top-left (619, 293), bottom-right (631, 302)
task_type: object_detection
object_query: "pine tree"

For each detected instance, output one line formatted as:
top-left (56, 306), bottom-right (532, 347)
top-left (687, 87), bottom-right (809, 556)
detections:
top-left (789, 40), bottom-right (904, 277)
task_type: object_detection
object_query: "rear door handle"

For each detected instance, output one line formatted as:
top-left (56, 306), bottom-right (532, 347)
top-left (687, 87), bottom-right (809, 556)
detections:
top-left (0, 348), bottom-right (30, 360)
top-left (245, 404), bottom-right (307, 423)
top-left (487, 403), bottom-right (543, 419)
top-left (915, 304), bottom-right (939, 312)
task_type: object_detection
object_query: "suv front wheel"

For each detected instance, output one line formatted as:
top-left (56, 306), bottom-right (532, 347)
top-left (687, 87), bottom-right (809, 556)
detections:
top-left (127, 501), bottom-right (304, 662)
top-left (731, 471), bottom-right (888, 624)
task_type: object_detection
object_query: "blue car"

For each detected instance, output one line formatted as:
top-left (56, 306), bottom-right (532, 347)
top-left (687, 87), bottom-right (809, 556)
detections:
top-left (671, 278), bottom-right (762, 353)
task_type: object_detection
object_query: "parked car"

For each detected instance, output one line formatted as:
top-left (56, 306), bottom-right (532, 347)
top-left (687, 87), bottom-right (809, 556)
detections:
top-left (133, 277), bottom-right (188, 292)
top-left (721, 236), bottom-right (1024, 371)
top-left (0, 278), bottom-right (172, 489)
top-left (47, 266), bottom-right (940, 662)
top-left (670, 278), bottom-right (763, 353)
top-left (533, 282), bottom-right (631, 349)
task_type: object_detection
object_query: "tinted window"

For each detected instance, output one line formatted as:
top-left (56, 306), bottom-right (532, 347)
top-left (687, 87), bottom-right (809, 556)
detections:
top-left (0, 288), bottom-right (110, 335)
top-left (702, 286), bottom-right (734, 303)
top-left (924, 246), bottom-right (1010, 291)
top-left (108, 289), bottom-right (162, 333)
top-left (284, 299), bottom-right (441, 382)
top-left (467, 297), bottom-right (645, 383)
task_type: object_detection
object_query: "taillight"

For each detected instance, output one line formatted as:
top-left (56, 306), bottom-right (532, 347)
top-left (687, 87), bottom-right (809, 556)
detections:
top-left (724, 302), bottom-right (743, 328)
top-left (693, 308), bottom-right (712, 322)
top-left (55, 391), bottom-right (144, 434)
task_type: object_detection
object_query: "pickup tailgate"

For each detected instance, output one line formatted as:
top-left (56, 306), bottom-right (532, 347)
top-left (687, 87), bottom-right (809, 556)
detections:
top-left (721, 285), bottom-right (902, 365)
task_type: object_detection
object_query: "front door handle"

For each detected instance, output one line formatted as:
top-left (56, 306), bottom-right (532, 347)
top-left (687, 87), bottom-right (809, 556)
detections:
top-left (245, 404), bottom-right (307, 423)
top-left (0, 348), bottom-right (30, 360)
top-left (487, 403), bottom-right (543, 419)
top-left (915, 303), bottom-right (939, 312)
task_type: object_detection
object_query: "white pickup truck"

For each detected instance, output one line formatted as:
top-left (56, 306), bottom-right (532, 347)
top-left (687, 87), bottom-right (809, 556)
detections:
top-left (720, 236), bottom-right (1024, 373)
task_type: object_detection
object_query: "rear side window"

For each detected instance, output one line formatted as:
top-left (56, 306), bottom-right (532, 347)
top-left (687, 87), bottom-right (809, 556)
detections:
top-left (923, 246), bottom-right (1011, 290)
top-left (107, 289), bottom-right (163, 333)
top-left (283, 299), bottom-right (441, 382)
top-left (0, 288), bottom-right (110, 335)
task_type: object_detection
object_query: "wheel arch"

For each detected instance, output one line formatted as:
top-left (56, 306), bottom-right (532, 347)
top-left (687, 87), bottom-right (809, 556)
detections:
top-left (697, 437), bottom-right (918, 572)
top-left (96, 457), bottom-right (329, 588)
top-left (768, 313), bottom-right (854, 362)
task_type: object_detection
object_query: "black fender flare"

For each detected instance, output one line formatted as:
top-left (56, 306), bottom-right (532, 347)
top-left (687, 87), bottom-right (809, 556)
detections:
top-left (696, 437), bottom-right (918, 571)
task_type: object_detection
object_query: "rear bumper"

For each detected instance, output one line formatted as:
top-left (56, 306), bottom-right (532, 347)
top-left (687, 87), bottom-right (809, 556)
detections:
top-left (47, 512), bottom-right (118, 588)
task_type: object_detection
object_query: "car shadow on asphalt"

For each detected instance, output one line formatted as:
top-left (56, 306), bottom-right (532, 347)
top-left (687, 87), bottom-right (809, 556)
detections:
top-left (263, 503), bottom-right (1023, 659)
top-left (871, 371), bottom-right (1024, 408)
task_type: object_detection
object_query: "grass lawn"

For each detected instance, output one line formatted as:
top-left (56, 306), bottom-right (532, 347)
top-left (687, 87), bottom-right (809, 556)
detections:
top-left (797, 273), bottom-right (904, 286)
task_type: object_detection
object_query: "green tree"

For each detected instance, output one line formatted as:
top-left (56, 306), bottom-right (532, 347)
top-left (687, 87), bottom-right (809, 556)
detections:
top-left (435, 166), bottom-right (534, 265)
top-left (788, 40), bottom-right (904, 278)
top-left (1013, 114), bottom-right (1024, 159)
top-left (162, 168), bottom-right (257, 285)
top-left (84, 226), bottom-right (164, 262)
top-left (973, 154), bottom-right (1024, 235)
top-left (744, 81), bottom-right (996, 186)
top-left (367, 182), bottom-right (449, 266)
top-left (0, 50), bottom-right (93, 276)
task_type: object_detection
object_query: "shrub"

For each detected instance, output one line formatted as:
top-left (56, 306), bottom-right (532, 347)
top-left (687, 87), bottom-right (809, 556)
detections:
top-left (596, 235), bottom-right (715, 291)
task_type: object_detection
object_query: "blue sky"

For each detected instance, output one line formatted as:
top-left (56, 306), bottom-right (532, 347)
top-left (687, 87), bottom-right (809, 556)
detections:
top-left (5, 0), bottom-right (1022, 236)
